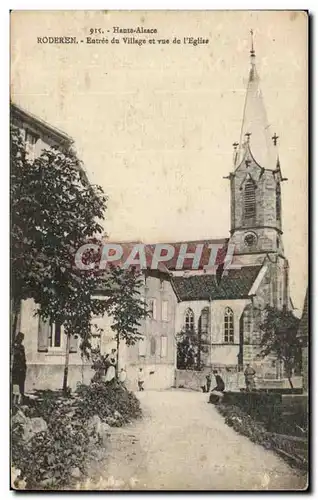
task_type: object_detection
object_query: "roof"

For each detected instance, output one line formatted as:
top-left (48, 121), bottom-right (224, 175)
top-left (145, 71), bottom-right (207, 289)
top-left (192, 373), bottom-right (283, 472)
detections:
top-left (297, 289), bottom-right (308, 338)
top-left (10, 102), bottom-right (73, 146)
top-left (149, 239), bottom-right (229, 270)
top-left (236, 51), bottom-right (277, 171)
top-left (172, 265), bottom-right (262, 302)
top-left (99, 239), bottom-right (229, 274)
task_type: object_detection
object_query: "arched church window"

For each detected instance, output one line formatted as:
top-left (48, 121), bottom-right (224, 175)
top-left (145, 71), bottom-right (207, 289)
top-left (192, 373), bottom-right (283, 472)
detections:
top-left (243, 306), bottom-right (253, 344)
top-left (224, 307), bottom-right (234, 343)
top-left (200, 307), bottom-right (209, 335)
top-left (276, 183), bottom-right (281, 222)
top-left (244, 179), bottom-right (256, 221)
top-left (184, 308), bottom-right (194, 331)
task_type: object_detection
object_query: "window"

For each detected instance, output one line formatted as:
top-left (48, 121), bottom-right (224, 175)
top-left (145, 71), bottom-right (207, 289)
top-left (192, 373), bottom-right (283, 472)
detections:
top-left (224, 307), bottom-right (234, 343)
top-left (160, 279), bottom-right (164, 291)
top-left (184, 308), bottom-right (195, 331)
top-left (244, 179), bottom-right (256, 222)
top-left (25, 129), bottom-right (38, 161)
top-left (199, 307), bottom-right (209, 341)
top-left (276, 183), bottom-right (281, 222)
top-left (162, 300), bottom-right (168, 321)
top-left (243, 307), bottom-right (253, 344)
top-left (148, 299), bottom-right (157, 320)
top-left (160, 336), bottom-right (168, 357)
top-left (48, 322), bottom-right (63, 348)
top-left (138, 336), bottom-right (147, 357)
top-left (150, 337), bottom-right (157, 356)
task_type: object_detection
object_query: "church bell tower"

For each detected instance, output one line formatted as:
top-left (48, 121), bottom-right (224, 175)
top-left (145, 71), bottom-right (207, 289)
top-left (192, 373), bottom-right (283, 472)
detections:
top-left (228, 31), bottom-right (287, 259)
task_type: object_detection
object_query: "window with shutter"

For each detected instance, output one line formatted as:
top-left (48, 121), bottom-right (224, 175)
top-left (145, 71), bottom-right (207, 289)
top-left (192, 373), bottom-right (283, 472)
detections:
top-left (148, 298), bottom-right (157, 320)
top-left (150, 337), bottom-right (157, 356)
top-left (48, 322), bottom-right (65, 350)
top-left (160, 336), bottom-right (168, 357)
top-left (162, 300), bottom-right (168, 321)
top-left (25, 129), bottom-right (38, 161)
top-left (138, 336), bottom-right (147, 357)
top-left (38, 317), bottom-right (49, 352)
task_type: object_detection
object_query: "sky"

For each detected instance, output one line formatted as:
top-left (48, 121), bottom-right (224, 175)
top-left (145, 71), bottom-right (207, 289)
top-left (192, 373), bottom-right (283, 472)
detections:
top-left (11, 10), bottom-right (308, 311)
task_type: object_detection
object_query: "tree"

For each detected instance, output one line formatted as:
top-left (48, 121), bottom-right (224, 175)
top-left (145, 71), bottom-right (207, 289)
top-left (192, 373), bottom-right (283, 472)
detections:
top-left (101, 266), bottom-right (149, 374)
top-left (11, 124), bottom-right (109, 393)
top-left (176, 327), bottom-right (204, 370)
top-left (260, 306), bottom-right (301, 388)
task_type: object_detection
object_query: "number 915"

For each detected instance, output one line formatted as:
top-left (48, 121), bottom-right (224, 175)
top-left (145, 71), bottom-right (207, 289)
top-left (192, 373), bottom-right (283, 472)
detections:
top-left (90, 28), bottom-right (102, 35)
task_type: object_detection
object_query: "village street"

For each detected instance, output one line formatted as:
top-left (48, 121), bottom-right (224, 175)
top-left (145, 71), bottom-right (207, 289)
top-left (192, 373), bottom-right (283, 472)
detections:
top-left (85, 390), bottom-right (307, 491)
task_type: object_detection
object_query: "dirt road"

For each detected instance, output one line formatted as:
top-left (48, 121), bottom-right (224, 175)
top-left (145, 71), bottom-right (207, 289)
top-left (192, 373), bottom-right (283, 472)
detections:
top-left (84, 390), bottom-right (307, 491)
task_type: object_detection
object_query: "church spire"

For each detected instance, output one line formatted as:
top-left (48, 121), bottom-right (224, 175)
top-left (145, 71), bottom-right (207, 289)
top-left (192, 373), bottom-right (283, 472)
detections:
top-left (236, 32), bottom-right (277, 171)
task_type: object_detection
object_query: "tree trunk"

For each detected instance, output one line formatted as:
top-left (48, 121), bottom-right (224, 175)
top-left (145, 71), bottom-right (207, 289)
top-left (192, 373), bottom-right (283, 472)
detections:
top-left (62, 333), bottom-right (71, 395)
top-left (116, 333), bottom-right (120, 377)
top-left (11, 297), bottom-right (21, 372)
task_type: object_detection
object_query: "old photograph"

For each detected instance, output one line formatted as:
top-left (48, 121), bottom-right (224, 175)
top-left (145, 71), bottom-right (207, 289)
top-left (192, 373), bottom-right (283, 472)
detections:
top-left (10, 10), bottom-right (308, 490)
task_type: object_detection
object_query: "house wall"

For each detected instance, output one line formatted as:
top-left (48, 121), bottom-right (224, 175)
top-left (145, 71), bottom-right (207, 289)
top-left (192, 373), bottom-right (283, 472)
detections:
top-left (20, 298), bottom-right (95, 392)
top-left (125, 275), bottom-right (177, 390)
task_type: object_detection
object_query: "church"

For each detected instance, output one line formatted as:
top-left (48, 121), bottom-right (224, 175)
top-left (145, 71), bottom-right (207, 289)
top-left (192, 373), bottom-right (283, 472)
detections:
top-left (15, 37), bottom-right (301, 393)
top-left (101, 36), bottom-right (298, 391)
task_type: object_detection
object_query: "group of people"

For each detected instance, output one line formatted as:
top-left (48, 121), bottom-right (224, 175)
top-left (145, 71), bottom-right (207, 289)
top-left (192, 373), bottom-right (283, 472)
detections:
top-left (202, 364), bottom-right (257, 400)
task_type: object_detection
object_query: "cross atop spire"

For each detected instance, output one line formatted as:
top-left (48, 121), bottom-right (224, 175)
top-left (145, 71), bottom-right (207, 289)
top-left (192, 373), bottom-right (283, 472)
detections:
top-left (272, 132), bottom-right (279, 146)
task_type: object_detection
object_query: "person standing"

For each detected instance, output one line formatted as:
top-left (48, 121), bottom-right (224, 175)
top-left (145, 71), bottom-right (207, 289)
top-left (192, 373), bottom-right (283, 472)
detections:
top-left (206, 373), bottom-right (212, 392)
top-left (137, 367), bottom-right (145, 391)
top-left (105, 349), bottom-right (116, 384)
top-left (12, 332), bottom-right (26, 403)
top-left (244, 363), bottom-right (256, 392)
top-left (119, 367), bottom-right (127, 388)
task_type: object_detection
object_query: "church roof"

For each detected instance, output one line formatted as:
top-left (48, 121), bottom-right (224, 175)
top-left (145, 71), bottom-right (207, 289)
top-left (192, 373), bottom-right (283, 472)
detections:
top-left (172, 265), bottom-right (262, 302)
top-left (236, 42), bottom-right (278, 171)
top-left (149, 239), bottom-right (229, 270)
top-left (297, 289), bottom-right (308, 339)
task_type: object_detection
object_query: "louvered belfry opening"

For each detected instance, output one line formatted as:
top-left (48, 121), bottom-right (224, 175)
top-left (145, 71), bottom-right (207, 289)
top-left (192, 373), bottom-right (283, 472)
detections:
top-left (244, 179), bottom-right (256, 223)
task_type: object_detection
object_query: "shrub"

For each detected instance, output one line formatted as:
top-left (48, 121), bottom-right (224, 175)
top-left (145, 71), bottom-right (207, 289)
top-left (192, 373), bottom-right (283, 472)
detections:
top-left (75, 382), bottom-right (142, 424)
top-left (11, 383), bottom-right (142, 489)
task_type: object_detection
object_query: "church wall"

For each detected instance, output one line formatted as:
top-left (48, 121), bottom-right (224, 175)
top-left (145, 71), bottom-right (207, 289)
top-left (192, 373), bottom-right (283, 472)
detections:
top-left (176, 298), bottom-right (250, 367)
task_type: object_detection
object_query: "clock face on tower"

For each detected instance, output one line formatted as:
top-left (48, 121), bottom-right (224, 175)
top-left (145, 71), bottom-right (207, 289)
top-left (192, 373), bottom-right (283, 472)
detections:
top-left (244, 232), bottom-right (257, 248)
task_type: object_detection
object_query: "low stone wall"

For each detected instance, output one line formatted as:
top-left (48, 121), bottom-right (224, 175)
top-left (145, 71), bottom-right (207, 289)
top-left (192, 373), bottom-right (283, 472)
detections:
top-left (25, 363), bottom-right (94, 392)
top-left (175, 368), bottom-right (245, 392)
top-left (175, 369), bottom-right (303, 393)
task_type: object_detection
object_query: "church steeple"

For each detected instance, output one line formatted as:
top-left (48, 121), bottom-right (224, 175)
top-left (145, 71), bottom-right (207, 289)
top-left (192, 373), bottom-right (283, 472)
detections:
top-left (235, 31), bottom-right (277, 172)
top-left (228, 34), bottom-right (286, 258)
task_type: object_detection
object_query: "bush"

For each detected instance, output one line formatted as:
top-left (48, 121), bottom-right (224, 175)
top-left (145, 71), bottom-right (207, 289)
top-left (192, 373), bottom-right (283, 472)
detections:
top-left (75, 382), bottom-right (142, 424)
top-left (11, 382), bottom-right (142, 489)
top-left (12, 395), bottom-right (90, 490)
top-left (217, 403), bottom-right (308, 470)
